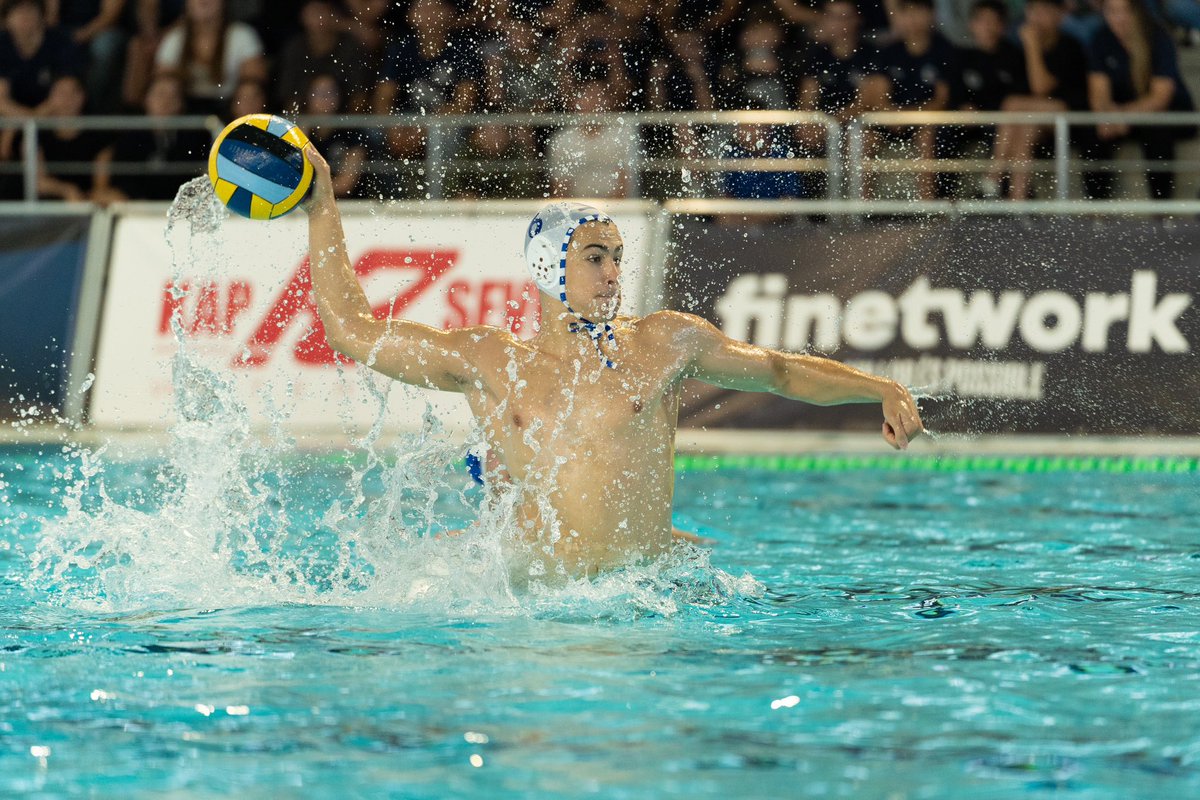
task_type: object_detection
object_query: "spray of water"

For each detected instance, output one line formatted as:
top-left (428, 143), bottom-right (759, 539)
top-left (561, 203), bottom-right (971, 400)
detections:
top-left (25, 178), bottom-right (761, 616)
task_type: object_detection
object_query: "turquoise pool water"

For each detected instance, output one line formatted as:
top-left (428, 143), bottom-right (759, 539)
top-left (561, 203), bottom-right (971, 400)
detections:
top-left (2, 444), bottom-right (1198, 798)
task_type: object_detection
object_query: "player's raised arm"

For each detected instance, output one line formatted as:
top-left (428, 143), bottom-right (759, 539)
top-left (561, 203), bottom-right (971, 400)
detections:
top-left (661, 311), bottom-right (924, 450)
top-left (302, 144), bottom-right (481, 392)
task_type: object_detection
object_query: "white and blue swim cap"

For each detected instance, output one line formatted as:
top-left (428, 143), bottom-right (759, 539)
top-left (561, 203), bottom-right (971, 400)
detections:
top-left (524, 201), bottom-right (613, 303)
top-left (523, 201), bottom-right (619, 369)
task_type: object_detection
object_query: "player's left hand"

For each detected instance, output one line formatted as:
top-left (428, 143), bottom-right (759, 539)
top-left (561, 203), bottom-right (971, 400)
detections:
top-left (881, 382), bottom-right (924, 450)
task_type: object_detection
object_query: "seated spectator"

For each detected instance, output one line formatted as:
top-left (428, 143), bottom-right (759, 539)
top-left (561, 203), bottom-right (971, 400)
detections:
top-left (722, 117), bottom-right (805, 200)
top-left (1083, 0), bottom-right (1195, 198)
top-left (121, 0), bottom-right (181, 108)
top-left (33, 74), bottom-right (110, 201)
top-left (958, 0), bottom-right (1026, 113)
top-left (479, 18), bottom-right (557, 114)
top-left (373, 0), bottom-right (483, 184)
top-left (46, 0), bottom-right (126, 112)
top-left (0, 0), bottom-right (82, 120)
top-left (641, 26), bottom-right (714, 198)
top-left (546, 77), bottom-right (635, 198)
top-left (373, 0), bottom-right (481, 116)
top-left (986, 0), bottom-right (1089, 199)
top-left (646, 27), bottom-right (715, 114)
top-left (795, 0), bottom-right (889, 195)
top-left (878, 0), bottom-right (959, 199)
top-left (506, 0), bottom-right (575, 27)
top-left (550, 10), bottom-right (635, 113)
top-left (779, 0), bottom-right (890, 34)
top-left (338, 0), bottom-right (387, 56)
top-left (94, 70), bottom-right (209, 202)
top-left (955, 0), bottom-right (1026, 196)
top-left (717, 11), bottom-right (793, 109)
top-left (274, 0), bottom-right (368, 115)
top-left (225, 76), bottom-right (266, 120)
top-left (444, 124), bottom-right (540, 199)
top-left (1153, 0), bottom-right (1200, 41)
top-left (303, 74), bottom-right (367, 199)
top-left (154, 0), bottom-right (267, 114)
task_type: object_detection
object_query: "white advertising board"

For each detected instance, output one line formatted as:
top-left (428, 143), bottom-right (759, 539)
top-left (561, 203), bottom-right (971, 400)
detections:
top-left (90, 201), bottom-right (659, 433)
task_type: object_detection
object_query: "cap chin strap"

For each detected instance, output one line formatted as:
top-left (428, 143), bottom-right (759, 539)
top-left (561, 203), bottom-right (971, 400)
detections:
top-left (558, 214), bottom-right (618, 370)
top-left (566, 312), bottom-right (617, 370)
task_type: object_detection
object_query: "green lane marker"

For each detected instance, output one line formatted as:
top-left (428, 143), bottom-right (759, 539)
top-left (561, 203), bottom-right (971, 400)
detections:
top-left (673, 454), bottom-right (1198, 473)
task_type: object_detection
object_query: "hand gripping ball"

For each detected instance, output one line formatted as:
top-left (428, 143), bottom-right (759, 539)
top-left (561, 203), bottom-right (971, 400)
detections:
top-left (208, 114), bottom-right (313, 220)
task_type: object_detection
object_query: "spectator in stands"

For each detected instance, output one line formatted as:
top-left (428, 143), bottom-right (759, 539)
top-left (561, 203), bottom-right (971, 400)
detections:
top-left (878, 0), bottom-right (959, 199)
top-left (955, 0), bottom-right (1026, 196)
top-left (303, 73), bottom-right (367, 199)
top-left (503, 0), bottom-right (574, 28)
top-left (33, 74), bottom-right (110, 201)
top-left (122, 0), bottom-right (180, 108)
top-left (550, 9), bottom-right (634, 113)
top-left (780, 0), bottom-right (889, 34)
top-left (646, 27), bottom-right (715, 113)
top-left (154, 0), bottom-right (267, 114)
top-left (717, 11), bottom-right (793, 109)
top-left (45, 0), bottom-right (126, 112)
top-left (721, 115), bottom-right (805, 200)
top-left (338, 0), bottom-right (387, 56)
top-left (374, 0), bottom-right (482, 116)
top-left (225, 76), bottom-right (265, 119)
top-left (642, 26), bottom-right (715, 198)
top-left (547, 76), bottom-right (635, 198)
top-left (959, 0), bottom-right (1026, 113)
top-left (444, 124), bottom-right (540, 199)
top-left (1154, 0), bottom-right (1200, 42)
top-left (479, 18), bottom-right (558, 114)
top-left (1083, 0), bottom-right (1195, 198)
top-left (795, 0), bottom-right (890, 196)
top-left (274, 0), bottom-right (368, 115)
top-left (94, 70), bottom-right (209, 201)
top-left (373, 0), bottom-right (483, 183)
top-left (0, 0), bottom-right (82, 120)
top-left (985, 0), bottom-right (1090, 199)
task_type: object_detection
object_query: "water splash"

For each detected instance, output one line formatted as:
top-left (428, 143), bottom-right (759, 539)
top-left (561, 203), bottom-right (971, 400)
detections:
top-left (26, 178), bottom-right (760, 617)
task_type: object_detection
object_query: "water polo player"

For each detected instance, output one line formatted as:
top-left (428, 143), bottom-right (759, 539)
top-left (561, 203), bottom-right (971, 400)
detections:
top-left (302, 144), bottom-right (924, 578)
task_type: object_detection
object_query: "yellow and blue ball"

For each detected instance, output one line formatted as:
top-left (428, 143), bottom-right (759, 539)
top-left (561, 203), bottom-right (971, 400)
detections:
top-left (208, 114), bottom-right (313, 220)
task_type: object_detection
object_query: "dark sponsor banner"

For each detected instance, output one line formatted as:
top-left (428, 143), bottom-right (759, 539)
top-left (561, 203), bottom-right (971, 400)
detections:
top-left (0, 214), bottom-right (92, 416)
top-left (666, 215), bottom-right (1200, 434)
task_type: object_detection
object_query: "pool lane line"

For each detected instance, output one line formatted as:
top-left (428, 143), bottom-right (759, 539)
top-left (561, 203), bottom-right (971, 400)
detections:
top-left (672, 454), bottom-right (1199, 473)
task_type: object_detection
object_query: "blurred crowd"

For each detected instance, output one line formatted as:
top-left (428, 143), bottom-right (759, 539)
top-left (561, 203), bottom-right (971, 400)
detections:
top-left (1, 0), bottom-right (1197, 202)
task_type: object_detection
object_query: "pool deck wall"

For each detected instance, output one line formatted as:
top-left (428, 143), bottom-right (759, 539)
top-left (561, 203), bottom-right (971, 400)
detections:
top-left (6, 423), bottom-right (1200, 459)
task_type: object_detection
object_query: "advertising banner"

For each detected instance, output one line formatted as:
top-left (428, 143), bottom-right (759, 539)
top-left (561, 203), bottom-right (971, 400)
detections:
top-left (90, 202), bottom-right (657, 432)
top-left (666, 215), bottom-right (1200, 434)
top-left (0, 213), bottom-right (91, 416)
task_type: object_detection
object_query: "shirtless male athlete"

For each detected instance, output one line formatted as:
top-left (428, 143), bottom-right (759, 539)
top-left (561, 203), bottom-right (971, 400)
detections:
top-left (303, 144), bottom-right (924, 578)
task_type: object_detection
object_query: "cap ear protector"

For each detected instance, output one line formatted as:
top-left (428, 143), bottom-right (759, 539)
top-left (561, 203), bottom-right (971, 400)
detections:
top-left (523, 202), bottom-right (619, 369)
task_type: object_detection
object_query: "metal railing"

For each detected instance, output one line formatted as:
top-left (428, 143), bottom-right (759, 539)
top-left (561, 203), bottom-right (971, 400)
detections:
top-left (3, 110), bottom-right (1199, 204)
top-left (848, 110), bottom-right (1200, 200)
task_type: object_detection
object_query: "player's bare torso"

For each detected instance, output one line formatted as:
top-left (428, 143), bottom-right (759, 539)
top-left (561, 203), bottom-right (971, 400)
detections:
top-left (458, 312), bottom-right (693, 577)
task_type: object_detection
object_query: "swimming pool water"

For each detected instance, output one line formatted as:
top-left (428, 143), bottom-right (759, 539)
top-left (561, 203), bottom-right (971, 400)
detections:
top-left (2, 444), bottom-right (1198, 798)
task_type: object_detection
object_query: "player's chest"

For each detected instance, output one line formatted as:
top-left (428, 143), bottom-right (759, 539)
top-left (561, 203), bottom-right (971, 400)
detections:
top-left (492, 360), bottom-right (677, 435)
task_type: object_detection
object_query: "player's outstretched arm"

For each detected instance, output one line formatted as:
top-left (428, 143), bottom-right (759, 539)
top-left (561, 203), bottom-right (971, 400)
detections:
top-left (658, 311), bottom-right (923, 450)
top-left (302, 144), bottom-right (481, 392)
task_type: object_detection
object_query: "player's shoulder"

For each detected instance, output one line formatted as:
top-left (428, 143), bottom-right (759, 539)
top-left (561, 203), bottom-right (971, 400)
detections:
top-left (632, 310), bottom-right (720, 340)
top-left (445, 324), bottom-right (521, 355)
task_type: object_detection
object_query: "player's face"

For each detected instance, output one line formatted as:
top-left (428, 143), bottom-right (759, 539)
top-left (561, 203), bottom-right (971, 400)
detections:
top-left (564, 221), bottom-right (623, 321)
